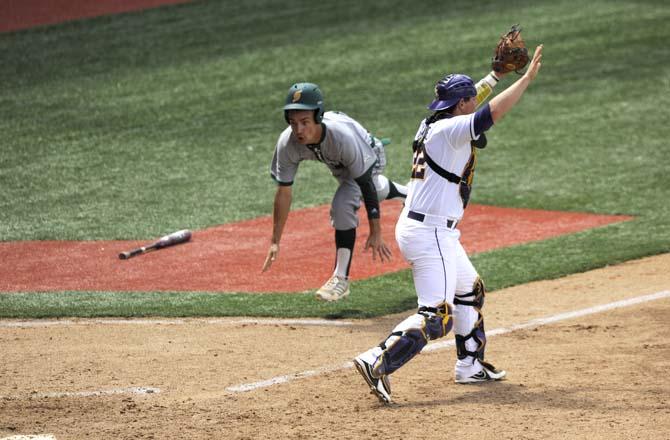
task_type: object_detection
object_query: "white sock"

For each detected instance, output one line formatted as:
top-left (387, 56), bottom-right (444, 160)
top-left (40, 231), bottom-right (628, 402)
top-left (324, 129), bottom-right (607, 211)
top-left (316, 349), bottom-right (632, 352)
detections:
top-left (358, 346), bottom-right (383, 364)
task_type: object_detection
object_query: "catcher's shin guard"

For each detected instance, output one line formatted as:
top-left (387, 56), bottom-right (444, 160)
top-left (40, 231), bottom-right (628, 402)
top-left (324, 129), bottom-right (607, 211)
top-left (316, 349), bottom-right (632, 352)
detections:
top-left (454, 278), bottom-right (487, 362)
top-left (372, 303), bottom-right (453, 377)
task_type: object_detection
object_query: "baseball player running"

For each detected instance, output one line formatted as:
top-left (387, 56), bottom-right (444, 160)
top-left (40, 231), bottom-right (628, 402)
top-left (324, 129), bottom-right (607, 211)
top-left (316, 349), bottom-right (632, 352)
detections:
top-left (262, 82), bottom-right (407, 301)
top-left (354, 45), bottom-right (544, 404)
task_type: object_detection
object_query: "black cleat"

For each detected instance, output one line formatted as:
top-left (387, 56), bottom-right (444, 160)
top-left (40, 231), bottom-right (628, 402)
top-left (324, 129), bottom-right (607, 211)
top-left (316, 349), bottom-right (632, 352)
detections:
top-left (353, 357), bottom-right (392, 404)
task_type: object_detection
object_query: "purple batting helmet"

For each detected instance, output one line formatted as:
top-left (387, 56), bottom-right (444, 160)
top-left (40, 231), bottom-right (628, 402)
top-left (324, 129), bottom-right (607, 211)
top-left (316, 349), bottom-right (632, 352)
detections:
top-left (427, 74), bottom-right (477, 111)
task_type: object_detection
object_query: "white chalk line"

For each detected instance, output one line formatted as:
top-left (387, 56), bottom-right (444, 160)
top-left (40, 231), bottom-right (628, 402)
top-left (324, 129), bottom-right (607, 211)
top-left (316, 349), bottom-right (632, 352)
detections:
top-left (0, 387), bottom-right (160, 401)
top-left (227, 361), bottom-right (356, 393)
top-left (0, 318), bottom-right (352, 329)
top-left (226, 290), bottom-right (670, 393)
top-left (1, 435), bottom-right (56, 440)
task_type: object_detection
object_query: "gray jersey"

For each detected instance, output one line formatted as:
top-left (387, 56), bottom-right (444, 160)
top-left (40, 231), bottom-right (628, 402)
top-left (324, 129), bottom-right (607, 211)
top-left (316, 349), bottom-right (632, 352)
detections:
top-left (270, 111), bottom-right (378, 184)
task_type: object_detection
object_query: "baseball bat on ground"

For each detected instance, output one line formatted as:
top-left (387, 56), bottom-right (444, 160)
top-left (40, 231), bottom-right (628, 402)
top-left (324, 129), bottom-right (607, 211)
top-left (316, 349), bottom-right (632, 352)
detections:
top-left (118, 229), bottom-right (192, 260)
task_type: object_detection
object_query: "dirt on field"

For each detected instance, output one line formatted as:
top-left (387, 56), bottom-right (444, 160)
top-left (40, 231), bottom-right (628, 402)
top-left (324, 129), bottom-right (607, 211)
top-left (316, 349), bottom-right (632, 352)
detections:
top-left (0, 201), bottom-right (631, 293)
top-left (1, 253), bottom-right (669, 439)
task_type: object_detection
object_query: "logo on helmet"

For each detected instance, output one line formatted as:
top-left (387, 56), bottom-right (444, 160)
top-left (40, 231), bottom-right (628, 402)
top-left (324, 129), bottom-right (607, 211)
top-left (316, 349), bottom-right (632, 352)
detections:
top-left (283, 82), bottom-right (325, 124)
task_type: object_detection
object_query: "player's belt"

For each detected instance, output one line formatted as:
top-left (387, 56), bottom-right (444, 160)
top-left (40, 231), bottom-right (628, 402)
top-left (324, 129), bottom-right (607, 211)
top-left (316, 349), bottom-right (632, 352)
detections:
top-left (407, 210), bottom-right (458, 229)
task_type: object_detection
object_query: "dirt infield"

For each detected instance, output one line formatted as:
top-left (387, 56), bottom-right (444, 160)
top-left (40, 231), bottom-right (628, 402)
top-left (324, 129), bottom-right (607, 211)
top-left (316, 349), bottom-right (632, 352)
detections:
top-left (0, 201), bottom-right (631, 293)
top-left (1, 253), bottom-right (668, 439)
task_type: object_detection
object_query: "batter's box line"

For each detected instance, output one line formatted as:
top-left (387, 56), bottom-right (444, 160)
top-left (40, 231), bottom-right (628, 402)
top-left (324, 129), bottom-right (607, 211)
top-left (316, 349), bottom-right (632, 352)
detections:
top-left (1, 435), bottom-right (57, 440)
top-left (226, 290), bottom-right (670, 393)
top-left (0, 386), bottom-right (160, 401)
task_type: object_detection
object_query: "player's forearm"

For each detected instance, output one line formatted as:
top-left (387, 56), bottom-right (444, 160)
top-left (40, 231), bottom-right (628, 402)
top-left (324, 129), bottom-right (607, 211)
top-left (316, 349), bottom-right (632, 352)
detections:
top-left (488, 75), bottom-right (532, 123)
top-left (354, 166), bottom-right (381, 220)
top-left (489, 44), bottom-right (543, 123)
top-left (368, 217), bottom-right (382, 236)
top-left (271, 187), bottom-right (292, 244)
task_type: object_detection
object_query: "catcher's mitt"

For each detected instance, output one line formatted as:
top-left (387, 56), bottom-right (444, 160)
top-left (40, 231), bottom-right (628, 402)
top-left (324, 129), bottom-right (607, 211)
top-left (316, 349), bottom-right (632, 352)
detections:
top-left (492, 24), bottom-right (529, 75)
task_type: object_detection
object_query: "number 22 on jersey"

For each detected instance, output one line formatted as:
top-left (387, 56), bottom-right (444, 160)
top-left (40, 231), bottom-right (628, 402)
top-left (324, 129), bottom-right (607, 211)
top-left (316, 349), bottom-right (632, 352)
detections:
top-left (411, 149), bottom-right (427, 180)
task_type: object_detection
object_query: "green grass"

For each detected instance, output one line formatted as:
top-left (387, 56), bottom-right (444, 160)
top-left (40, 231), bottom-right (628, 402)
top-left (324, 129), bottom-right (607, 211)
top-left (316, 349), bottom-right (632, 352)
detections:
top-left (1, 0), bottom-right (669, 318)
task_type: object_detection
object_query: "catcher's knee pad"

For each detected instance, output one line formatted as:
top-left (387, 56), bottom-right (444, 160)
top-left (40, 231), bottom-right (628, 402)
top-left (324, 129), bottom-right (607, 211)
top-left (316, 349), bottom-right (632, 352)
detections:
top-left (373, 303), bottom-right (453, 376)
top-left (454, 278), bottom-right (487, 361)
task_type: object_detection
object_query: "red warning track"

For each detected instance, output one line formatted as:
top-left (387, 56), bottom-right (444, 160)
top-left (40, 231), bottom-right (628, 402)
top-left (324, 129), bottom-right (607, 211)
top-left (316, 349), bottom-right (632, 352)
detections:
top-left (0, 0), bottom-right (195, 33)
top-left (0, 202), bottom-right (632, 293)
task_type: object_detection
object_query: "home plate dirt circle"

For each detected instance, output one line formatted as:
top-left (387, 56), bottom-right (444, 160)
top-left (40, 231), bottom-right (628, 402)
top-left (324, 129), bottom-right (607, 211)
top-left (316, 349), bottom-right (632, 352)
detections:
top-left (1, 254), bottom-right (668, 439)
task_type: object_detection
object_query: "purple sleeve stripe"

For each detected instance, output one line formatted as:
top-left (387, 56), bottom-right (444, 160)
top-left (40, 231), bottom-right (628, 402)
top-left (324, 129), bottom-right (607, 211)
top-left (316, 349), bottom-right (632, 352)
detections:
top-left (473, 103), bottom-right (494, 137)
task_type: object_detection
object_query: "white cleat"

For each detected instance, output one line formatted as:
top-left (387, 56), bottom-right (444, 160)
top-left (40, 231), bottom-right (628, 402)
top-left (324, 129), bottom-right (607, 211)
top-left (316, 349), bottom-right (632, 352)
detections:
top-left (315, 275), bottom-right (350, 302)
top-left (455, 360), bottom-right (507, 384)
top-left (353, 357), bottom-right (392, 404)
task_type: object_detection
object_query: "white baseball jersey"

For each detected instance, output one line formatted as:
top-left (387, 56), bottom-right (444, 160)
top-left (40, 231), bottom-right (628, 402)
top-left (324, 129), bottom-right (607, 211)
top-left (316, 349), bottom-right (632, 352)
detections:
top-left (405, 113), bottom-right (479, 222)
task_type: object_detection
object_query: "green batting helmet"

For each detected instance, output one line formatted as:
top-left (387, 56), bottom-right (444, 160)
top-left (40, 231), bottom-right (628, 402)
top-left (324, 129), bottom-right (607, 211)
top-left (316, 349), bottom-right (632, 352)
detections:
top-left (283, 82), bottom-right (325, 123)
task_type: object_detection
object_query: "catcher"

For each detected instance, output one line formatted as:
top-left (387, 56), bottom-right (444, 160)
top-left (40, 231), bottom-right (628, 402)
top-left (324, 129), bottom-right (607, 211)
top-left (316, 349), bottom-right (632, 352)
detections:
top-left (354, 29), bottom-right (542, 404)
